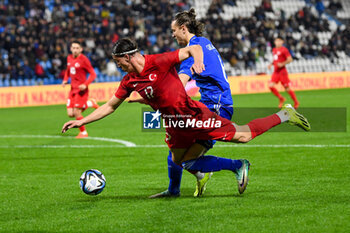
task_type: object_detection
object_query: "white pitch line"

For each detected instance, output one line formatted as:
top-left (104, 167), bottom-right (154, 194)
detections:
top-left (0, 135), bottom-right (136, 147)
top-left (0, 144), bottom-right (349, 149)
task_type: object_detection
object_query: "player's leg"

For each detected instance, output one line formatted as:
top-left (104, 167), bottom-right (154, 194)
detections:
top-left (280, 73), bottom-right (299, 108)
top-left (180, 144), bottom-right (250, 195)
top-left (284, 85), bottom-right (299, 109)
top-left (230, 104), bottom-right (310, 143)
top-left (66, 92), bottom-right (75, 118)
top-left (73, 107), bottom-right (88, 138)
top-left (67, 108), bottom-right (74, 118)
top-left (148, 147), bottom-right (187, 198)
top-left (269, 75), bottom-right (286, 108)
top-left (86, 98), bottom-right (100, 109)
top-left (149, 150), bottom-right (184, 198)
top-left (73, 91), bottom-right (89, 138)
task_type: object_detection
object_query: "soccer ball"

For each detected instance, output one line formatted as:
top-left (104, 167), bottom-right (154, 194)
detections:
top-left (79, 169), bottom-right (106, 195)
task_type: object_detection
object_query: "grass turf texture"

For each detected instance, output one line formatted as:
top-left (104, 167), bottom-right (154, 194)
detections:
top-left (1, 88), bottom-right (350, 232)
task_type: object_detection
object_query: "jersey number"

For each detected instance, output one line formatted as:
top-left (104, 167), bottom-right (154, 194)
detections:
top-left (273, 54), bottom-right (278, 61)
top-left (70, 67), bottom-right (76, 75)
top-left (144, 86), bottom-right (154, 99)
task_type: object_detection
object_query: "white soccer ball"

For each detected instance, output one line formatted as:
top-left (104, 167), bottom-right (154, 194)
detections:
top-left (79, 169), bottom-right (106, 195)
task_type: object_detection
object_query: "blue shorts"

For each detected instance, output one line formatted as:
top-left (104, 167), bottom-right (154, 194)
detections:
top-left (195, 105), bottom-right (234, 150)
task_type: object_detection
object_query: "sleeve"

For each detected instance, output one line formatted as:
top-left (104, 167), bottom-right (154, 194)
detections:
top-left (83, 56), bottom-right (97, 86)
top-left (114, 76), bottom-right (131, 99)
top-left (154, 50), bottom-right (180, 71)
top-left (63, 58), bottom-right (69, 82)
top-left (178, 57), bottom-right (194, 79)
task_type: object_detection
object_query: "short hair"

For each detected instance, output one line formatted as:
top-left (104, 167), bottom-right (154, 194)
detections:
top-left (71, 40), bottom-right (82, 47)
top-left (174, 8), bottom-right (204, 37)
top-left (275, 36), bottom-right (285, 41)
top-left (111, 38), bottom-right (138, 57)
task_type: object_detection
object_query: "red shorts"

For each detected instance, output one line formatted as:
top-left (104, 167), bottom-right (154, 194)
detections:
top-left (67, 90), bottom-right (88, 109)
top-left (270, 70), bottom-right (291, 87)
top-left (164, 108), bottom-right (236, 149)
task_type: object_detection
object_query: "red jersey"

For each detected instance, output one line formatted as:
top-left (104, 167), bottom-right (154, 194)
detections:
top-left (115, 50), bottom-right (236, 148)
top-left (272, 46), bottom-right (291, 73)
top-left (64, 54), bottom-right (96, 93)
top-left (115, 50), bottom-right (205, 118)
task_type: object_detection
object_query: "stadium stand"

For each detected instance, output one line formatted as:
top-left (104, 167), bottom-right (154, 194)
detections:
top-left (0, 0), bottom-right (349, 86)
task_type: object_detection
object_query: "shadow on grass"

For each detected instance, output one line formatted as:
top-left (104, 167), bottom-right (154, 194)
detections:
top-left (75, 187), bottom-right (266, 202)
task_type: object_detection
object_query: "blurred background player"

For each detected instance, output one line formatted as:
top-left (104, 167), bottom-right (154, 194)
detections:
top-left (62, 41), bottom-right (99, 138)
top-left (268, 37), bottom-right (299, 109)
top-left (150, 9), bottom-right (234, 198)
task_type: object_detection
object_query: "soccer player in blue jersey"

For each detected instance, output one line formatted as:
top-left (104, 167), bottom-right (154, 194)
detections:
top-left (149, 8), bottom-right (234, 198)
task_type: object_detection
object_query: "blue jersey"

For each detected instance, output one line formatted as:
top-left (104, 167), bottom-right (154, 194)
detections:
top-left (178, 36), bottom-right (233, 110)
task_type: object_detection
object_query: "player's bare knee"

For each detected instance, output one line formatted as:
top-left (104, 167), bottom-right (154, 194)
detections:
top-left (231, 126), bottom-right (252, 143)
top-left (73, 109), bottom-right (83, 118)
top-left (238, 135), bottom-right (251, 143)
top-left (67, 108), bottom-right (74, 118)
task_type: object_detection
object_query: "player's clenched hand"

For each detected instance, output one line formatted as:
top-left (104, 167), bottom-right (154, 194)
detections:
top-left (277, 62), bottom-right (284, 68)
top-left (190, 62), bottom-right (205, 75)
top-left (267, 64), bottom-right (272, 70)
top-left (79, 84), bottom-right (87, 91)
top-left (62, 120), bottom-right (83, 133)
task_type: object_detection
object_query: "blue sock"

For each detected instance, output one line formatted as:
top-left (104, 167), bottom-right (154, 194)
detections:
top-left (182, 155), bottom-right (242, 173)
top-left (167, 151), bottom-right (183, 195)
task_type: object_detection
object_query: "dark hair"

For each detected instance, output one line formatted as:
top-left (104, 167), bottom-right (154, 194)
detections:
top-left (174, 8), bottom-right (204, 37)
top-left (71, 40), bottom-right (82, 46)
top-left (112, 38), bottom-right (138, 57)
top-left (275, 35), bottom-right (285, 41)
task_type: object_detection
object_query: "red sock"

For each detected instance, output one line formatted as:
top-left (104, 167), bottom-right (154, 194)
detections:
top-left (288, 90), bottom-right (298, 103)
top-left (269, 87), bottom-right (283, 99)
top-left (76, 116), bottom-right (86, 132)
top-left (247, 114), bottom-right (281, 139)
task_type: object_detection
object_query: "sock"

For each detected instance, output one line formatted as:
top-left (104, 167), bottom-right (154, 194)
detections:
top-left (76, 116), bottom-right (86, 133)
top-left (276, 109), bottom-right (290, 123)
top-left (247, 114), bottom-right (281, 139)
top-left (86, 100), bottom-right (93, 108)
top-left (287, 90), bottom-right (298, 103)
top-left (167, 151), bottom-right (183, 195)
top-left (269, 87), bottom-right (283, 99)
top-left (182, 155), bottom-right (242, 173)
top-left (193, 171), bottom-right (205, 180)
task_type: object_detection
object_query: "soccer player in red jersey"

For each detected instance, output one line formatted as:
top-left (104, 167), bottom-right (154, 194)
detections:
top-left (268, 37), bottom-right (299, 109)
top-left (62, 38), bottom-right (310, 196)
top-left (62, 41), bottom-right (99, 138)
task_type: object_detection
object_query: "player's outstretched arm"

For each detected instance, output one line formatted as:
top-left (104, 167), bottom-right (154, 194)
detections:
top-left (178, 45), bottom-right (205, 74)
top-left (61, 96), bottom-right (124, 133)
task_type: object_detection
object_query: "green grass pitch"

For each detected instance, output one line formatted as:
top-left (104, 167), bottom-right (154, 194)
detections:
top-left (1, 88), bottom-right (350, 232)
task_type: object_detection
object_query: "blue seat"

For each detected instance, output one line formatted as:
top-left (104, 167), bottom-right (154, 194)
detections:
top-left (0, 80), bottom-right (3, 87)
top-left (17, 79), bottom-right (24, 86)
top-left (3, 79), bottom-right (10, 87)
top-left (30, 79), bottom-right (36, 86)
top-left (10, 79), bottom-right (17, 87)
top-left (98, 75), bottom-right (105, 83)
top-left (24, 79), bottom-right (30, 86)
top-left (49, 76), bottom-right (55, 84)
top-left (43, 78), bottom-right (50, 85)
